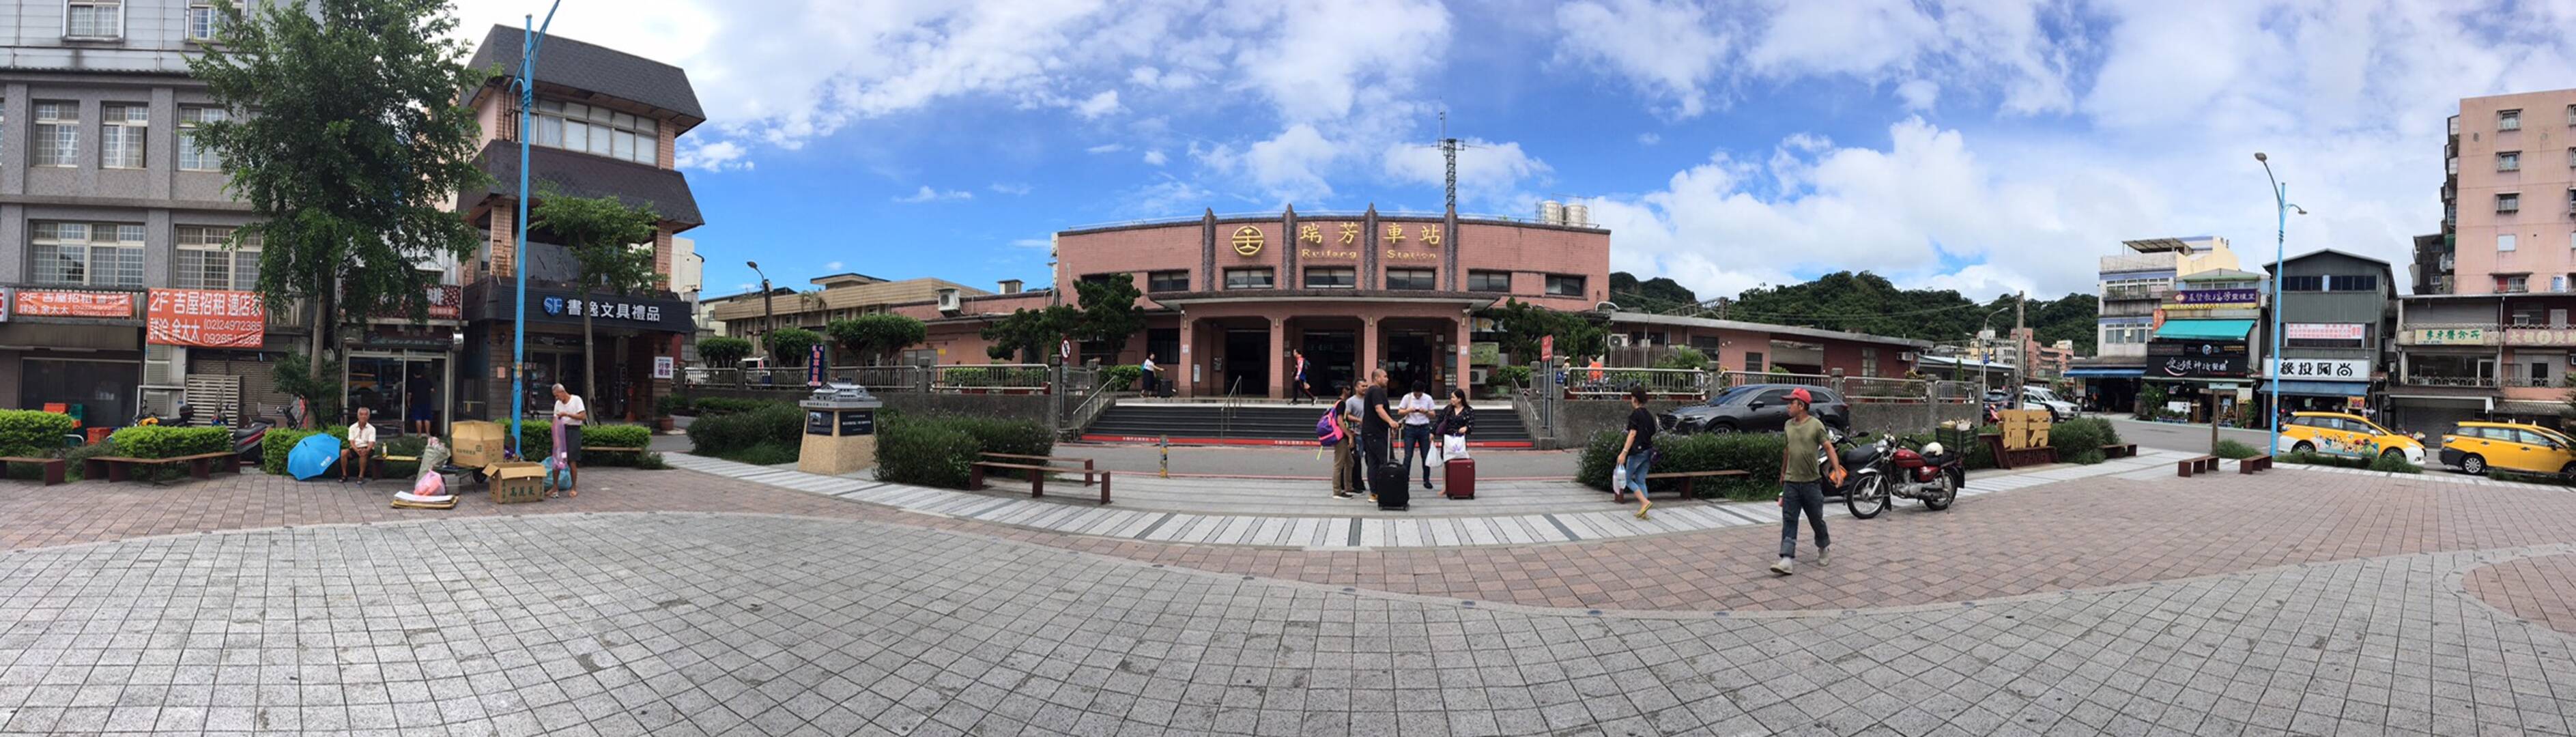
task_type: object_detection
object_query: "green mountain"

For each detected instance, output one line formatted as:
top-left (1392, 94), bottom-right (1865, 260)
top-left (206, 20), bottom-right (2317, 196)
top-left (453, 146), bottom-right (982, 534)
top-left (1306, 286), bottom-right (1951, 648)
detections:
top-left (1607, 270), bottom-right (2098, 353)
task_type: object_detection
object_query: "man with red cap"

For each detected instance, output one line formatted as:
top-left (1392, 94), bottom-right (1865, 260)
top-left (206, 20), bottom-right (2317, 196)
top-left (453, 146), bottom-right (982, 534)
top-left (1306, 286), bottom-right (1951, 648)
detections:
top-left (1773, 387), bottom-right (1846, 575)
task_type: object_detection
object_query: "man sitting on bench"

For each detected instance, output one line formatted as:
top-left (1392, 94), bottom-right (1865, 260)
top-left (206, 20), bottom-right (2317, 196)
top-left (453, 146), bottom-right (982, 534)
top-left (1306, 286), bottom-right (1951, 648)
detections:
top-left (341, 407), bottom-right (378, 485)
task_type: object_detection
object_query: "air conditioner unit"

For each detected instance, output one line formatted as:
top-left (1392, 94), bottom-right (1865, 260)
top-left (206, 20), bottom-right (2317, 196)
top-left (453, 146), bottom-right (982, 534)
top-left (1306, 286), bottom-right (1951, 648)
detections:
top-left (1607, 334), bottom-right (1631, 348)
top-left (936, 288), bottom-right (961, 314)
top-left (1900, 351), bottom-right (1917, 362)
top-left (1470, 368), bottom-right (1489, 384)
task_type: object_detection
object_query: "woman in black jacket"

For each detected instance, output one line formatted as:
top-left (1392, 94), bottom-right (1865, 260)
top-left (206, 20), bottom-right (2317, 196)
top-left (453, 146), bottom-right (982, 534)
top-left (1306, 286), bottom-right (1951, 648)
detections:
top-left (1435, 388), bottom-right (1473, 446)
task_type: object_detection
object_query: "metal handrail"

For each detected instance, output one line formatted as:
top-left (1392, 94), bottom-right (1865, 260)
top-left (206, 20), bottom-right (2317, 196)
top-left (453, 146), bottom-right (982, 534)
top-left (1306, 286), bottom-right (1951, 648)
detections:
top-left (1066, 371), bottom-right (1117, 435)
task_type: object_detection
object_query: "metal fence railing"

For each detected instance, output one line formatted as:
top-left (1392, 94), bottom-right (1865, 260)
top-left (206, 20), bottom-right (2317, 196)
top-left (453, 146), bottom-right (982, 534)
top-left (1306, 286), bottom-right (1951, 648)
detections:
top-left (1840, 375), bottom-right (1934, 402)
top-left (933, 364), bottom-right (1050, 393)
top-left (1561, 366), bottom-right (1711, 399)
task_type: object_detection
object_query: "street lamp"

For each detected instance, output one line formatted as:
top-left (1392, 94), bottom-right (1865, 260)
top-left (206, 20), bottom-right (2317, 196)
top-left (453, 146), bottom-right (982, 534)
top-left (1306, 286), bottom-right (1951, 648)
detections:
top-left (506, 0), bottom-right (562, 461)
top-left (2256, 152), bottom-right (2308, 459)
top-left (747, 260), bottom-right (774, 334)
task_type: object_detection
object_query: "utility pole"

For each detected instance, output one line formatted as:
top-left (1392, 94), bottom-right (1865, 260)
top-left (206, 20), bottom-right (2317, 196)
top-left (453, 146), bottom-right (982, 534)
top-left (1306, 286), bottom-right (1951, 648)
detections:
top-left (506, 0), bottom-right (563, 460)
top-left (2012, 292), bottom-right (2026, 395)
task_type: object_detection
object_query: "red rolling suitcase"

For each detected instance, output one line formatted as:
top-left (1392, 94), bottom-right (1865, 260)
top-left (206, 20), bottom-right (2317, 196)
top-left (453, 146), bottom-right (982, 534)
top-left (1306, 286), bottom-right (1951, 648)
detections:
top-left (1443, 457), bottom-right (1475, 500)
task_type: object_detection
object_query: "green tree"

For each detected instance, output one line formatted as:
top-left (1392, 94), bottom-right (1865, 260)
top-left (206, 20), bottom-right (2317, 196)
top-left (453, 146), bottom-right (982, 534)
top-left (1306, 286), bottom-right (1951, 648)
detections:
top-left (764, 327), bottom-right (822, 366)
top-left (530, 186), bottom-right (659, 407)
top-left (827, 314), bottom-right (928, 365)
top-left (272, 352), bottom-right (342, 429)
top-left (1474, 299), bottom-right (1606, 364)
top-left (697, 336), bottom-right (752, 366)
top-left (981, 306), bottom-right (1077, 363)
top-left (188, 0), bottom-right (491, 416)
top-left (1068, 278), bottom-right (1146, 347)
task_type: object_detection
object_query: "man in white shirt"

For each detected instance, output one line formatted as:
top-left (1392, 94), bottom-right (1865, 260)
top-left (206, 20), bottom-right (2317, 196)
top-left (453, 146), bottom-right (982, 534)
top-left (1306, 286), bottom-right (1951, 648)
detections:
top-left (340, 407), bottom-right (378, 484)
top-left (552, 384), bottom-right (588, 495)
top-left (1397, 384), bottom-right (1440, 490)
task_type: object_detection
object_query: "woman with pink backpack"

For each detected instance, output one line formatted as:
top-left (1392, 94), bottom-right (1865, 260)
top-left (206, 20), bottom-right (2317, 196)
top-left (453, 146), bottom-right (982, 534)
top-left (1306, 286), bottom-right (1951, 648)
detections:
top-left (1322, 384), bottom-right (1359, 498)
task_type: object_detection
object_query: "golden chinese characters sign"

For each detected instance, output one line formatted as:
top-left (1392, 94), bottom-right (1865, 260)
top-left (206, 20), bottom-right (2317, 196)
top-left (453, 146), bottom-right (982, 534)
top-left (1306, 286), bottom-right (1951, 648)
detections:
top-left (1384, 223), bottom-right (1442, 262)
top-left (1999, 409), bottom-right (2052, 451)
top-left (1231, 225), bottom-right (1264, 256)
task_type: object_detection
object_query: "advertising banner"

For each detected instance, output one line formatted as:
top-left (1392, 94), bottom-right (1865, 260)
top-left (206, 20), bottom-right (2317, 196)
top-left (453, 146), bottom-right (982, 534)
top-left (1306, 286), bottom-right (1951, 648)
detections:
top-left (2272, 358), bottom-right (2369, 380)
top-left (2286, 323), bottom-right (2366, 341)
top-left (15, 289), bottom-right (137, 319)
top-left (2177, 289), bottom-right (2261, 306)
top-left (147, 289), bottom-right (266, 347)
top-left (2147, 338), bottom-right (2249, 378)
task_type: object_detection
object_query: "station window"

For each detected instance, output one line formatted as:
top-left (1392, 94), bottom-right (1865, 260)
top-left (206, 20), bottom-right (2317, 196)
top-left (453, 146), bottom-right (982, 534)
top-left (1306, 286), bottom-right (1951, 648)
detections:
top-left (1467, 270), bottom-right (1511, 292)
top-left (1303, 267), bottom-right (1355, 289)
top-left (1545, 274), bottom-right (1586, 298)
top-left (1385, 268), bottom-right (1435, 291)
top-left (1081, 272), bottom-right (1130, 285)
top-left (1146, 270), bottom-right (1189, 292)
top-left (1222, 268), bottom-right (1274, 290)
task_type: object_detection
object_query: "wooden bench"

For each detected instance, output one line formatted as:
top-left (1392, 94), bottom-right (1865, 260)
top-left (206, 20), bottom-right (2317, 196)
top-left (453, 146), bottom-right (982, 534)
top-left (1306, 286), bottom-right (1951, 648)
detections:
top-left (0, 457), bottom-right (66, 486)
top-left (969, 461), bottom-right (1113, 504)
top-left (1642, 469), bottom-right (1751, 499)
top-left (2175, 455), bottom-right (2221, 478)
top-left (2101, 443), bottom-right (2138, 459)
top-left (2238, 454), bottom-right (2272, 474)
top-left (83, 452), bottom-right (243, 482)
top-left (979, 452), bottom-right (1098, 486)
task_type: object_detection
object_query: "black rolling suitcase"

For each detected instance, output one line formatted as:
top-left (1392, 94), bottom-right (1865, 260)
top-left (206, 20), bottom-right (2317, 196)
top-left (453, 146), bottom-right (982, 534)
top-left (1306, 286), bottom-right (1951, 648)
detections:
top-left (1372, 462), bottom-right (1410, 510)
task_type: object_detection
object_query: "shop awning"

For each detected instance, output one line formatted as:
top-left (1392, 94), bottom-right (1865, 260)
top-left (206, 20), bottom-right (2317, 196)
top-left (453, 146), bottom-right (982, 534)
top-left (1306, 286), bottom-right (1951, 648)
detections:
top-left (2267, 379), bottom-right (2368, 398)
top-left (2153, 319), bottom-right (2256, 341)
top-left (2065, 367), bottom-right (2143, 378)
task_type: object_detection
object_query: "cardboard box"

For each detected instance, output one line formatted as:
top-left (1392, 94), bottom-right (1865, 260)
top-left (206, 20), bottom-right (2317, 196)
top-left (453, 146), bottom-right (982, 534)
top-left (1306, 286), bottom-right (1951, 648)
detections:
top-left (488, 461), bottom-right (545, 504)
top-left (450, 420), bottom-right (509, 468)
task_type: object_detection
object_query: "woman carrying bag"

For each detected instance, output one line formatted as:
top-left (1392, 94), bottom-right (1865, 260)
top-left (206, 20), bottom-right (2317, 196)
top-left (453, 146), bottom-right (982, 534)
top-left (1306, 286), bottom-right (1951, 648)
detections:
top-left (1433, 389), bottom-right (1476, 499)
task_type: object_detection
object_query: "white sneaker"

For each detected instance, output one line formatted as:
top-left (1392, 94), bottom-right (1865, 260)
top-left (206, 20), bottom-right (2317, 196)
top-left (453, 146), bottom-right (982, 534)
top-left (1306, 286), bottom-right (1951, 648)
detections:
top-left (1816, 548), bottom-right (1830, 568)
top-left (1770, 558), bottom-right (1793, 576)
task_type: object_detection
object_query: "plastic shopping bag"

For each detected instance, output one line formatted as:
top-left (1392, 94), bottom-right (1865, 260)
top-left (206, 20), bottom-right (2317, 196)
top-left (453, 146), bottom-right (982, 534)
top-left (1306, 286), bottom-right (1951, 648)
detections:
top-left (1442, 435), bottom-right (1468, 459)
top-left (1612, 462), bottom-right (1628, 492)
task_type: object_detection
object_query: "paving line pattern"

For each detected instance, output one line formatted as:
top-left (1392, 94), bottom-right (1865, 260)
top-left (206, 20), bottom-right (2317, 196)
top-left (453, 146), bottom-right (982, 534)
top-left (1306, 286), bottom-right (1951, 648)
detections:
top-left (661, 450), bottom-right (2206, 550)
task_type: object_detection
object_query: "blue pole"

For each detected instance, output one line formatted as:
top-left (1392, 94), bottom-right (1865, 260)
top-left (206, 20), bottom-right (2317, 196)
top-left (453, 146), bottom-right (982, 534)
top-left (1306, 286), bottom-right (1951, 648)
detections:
top-left (2269, 180), bottom-right (2286, 457)
top-left (509, 2), bottom-right (560, 459)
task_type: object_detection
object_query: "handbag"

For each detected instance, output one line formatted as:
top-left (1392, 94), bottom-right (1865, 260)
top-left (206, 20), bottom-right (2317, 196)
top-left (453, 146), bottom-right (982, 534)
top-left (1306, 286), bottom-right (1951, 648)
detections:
top-left (1442, 435), bottom-right (1468, 459)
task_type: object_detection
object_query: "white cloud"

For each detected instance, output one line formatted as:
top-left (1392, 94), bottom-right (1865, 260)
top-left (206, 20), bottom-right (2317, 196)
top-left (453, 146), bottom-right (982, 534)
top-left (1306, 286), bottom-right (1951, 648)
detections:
top-left (1551, 0), bottom-right (1731, 117)
top-left (1895, 79), bottom-right (1939, 111)
top-left (674, 140), bottom-right (752, 172)
top-left (892, 186), bottom-right (973, 203)
top-left (1380, 137), bottom-right (1553, 209)
top-left (1635, 132), bottom-right (1659, 146)
top-left (825, 261), bottom-right (846, 271)
top-left (1142, 149), bottom-right (1168, 166)
top-left (1073, 89), bottom-right (1123, 119)
top-left (989, 182), bottom-right (1032, 195)
top-left (1086, 143), bottom-right (1126, 154)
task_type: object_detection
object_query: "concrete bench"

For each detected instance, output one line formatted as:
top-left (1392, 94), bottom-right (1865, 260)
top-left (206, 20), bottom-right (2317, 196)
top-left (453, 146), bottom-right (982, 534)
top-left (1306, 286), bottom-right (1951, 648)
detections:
top-left (2239, 454), bottom-right (2272, 474)
top-left (979, 452), bottom-right (1097, 486)
top-left (2175, 455), bottom-right (2220, 478)
top-left (83, 452), bottom-right (241, 483)
top-left (0, 457), bottom-right (66, 486)
top-left (969, 461), bottom-right (1112, 504)
top-left (2101, 443), bottom-right (2138, 459)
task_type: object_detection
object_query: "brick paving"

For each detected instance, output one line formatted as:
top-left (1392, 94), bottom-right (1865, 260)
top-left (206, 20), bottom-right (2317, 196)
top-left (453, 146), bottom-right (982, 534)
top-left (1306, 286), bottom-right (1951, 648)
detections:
top-left (0, 511), bottom-right (2568, 736)
top-left (2466, 552), bottom-right (2576, 637)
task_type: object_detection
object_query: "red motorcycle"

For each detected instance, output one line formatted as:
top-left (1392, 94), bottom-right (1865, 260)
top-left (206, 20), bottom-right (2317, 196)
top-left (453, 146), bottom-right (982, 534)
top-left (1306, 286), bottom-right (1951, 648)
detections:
top-left (1844, 435), bottom-right (1964, 519)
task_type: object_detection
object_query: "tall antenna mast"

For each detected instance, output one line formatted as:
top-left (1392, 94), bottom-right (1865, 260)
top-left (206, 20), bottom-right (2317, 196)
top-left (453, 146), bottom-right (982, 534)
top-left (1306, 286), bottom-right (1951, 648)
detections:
top-left (1422, 111), bottom-right (1478, 213)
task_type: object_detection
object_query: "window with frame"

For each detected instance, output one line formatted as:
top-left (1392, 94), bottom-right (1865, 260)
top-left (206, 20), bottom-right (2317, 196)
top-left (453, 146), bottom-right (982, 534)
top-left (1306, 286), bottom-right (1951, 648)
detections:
top-left (2501, 109), bottom-right (2523, 131)
top-left (2500, 151), bottom-right (2521, 171)
top-left (1385, 268), bottom-right (1435, 291)
top-left (66, 0), bottom-right (121, 38)
top-left (529, 100), bottom-right (659, 166)
top-left (2280, 275), bottom-right (2325, 291)
top-left (1079, 272), bottom-right (1128, 286)
top-left (1743, 351), bottom-right (1765, 373)
top-left (186, 0), bottom-right (240, 41)
top-left (2500, 192), bottom-right (2521, 213)
top-left (1466, 270), bottom-right (1510, 292)
top-left (33, 102), bottom-right (77, 167)
top-left (2500, 274), bottom-right (2530, 293)
top-left (29, 222), bottom-right (145, 287)
top-left (1302, 267), bottom-right (1355, 289)
top-left (1222, 268), bottom-right (1273, 290)
top-left (100, 103), bottom-right (145, 169)
top-left (175, 225), bottom-right (261, 291)
top-left (1544, 274), bottom-right (1585, 298)
top-left (1861, 347), bottom-right (1878, 377)
top-left (179, 106), bottom-right (225, 171)
top-left (2327, 274), bottom-right (2379, 292)
top-left (1145, 270), bottom-right (1189, 292)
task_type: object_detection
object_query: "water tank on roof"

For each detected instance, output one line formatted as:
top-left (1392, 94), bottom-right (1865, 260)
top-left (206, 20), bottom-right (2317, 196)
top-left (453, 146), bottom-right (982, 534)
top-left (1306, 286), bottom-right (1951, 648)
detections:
top-left (1566, 203), bottom-right (1590, 227)
top-left (1539, 200), bottom-right (1564, 225)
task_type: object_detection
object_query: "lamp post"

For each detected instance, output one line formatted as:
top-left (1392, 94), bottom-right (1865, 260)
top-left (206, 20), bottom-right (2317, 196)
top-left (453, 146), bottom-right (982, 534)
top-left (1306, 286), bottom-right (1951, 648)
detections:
top-left (506, 1), bottom-right (562, 461)
top-left (2256, 152), bottom-right (2307, 458)
top-left (747, 260), bottom-right (775, 333)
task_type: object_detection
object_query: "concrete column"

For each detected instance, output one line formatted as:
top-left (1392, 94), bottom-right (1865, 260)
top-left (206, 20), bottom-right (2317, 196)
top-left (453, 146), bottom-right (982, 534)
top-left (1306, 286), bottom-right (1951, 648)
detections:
top-left (1177, 315), bottom-right (1195, 398)
top-left (1360, 317), bottom-right (1380, 386)
top-left (1268, 317), bottom-right (1287, 399)
top-left (1455, 313), bottom-right (1472, 399)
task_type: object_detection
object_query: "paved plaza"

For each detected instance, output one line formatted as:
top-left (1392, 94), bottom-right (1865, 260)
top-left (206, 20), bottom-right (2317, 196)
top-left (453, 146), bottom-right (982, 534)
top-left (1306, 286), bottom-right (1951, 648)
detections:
top-left (1, 455), bottom-right (2575, 734)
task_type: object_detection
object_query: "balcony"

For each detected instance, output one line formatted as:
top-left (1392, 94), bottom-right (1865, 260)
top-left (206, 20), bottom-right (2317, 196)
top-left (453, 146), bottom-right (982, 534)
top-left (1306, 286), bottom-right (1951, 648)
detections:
top-left (2098, 254), bottom-right (2173, 274)
top-left (2098, 300), bottom-right (2160, 317)
top-left (2101, 284), bottom-right (2171, 302)
top-left (2405, 374), bottom-right (2500, 388)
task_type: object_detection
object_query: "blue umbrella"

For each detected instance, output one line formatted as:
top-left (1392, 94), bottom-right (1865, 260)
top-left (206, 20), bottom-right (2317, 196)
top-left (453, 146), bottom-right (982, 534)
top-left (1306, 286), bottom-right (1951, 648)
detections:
top-left (288, 433), bottom-right (343, 480)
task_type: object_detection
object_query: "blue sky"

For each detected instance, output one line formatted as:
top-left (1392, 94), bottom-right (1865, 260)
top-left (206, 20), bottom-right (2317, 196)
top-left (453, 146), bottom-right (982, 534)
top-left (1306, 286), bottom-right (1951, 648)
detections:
top-left (448, 0), bottom-right (2576, 302)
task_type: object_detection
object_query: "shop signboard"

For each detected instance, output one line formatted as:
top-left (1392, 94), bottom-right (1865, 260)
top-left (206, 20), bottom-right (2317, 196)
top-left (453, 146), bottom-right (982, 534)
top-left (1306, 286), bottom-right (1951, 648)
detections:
top-left (146, 289), bottom-right (266, 348)
top-left (2287, 323), bottom-right (2366, 341)
top-left (2413, 328), bottom-right (2489, 345)
top-left (0, 287), bottom-right (10, 322)
top-left (653, 356), bottom-right (675, 379)
top-left (2272, 358), bottom-right (2369, 380)
top-left (528, 289), bottom-right (693, 333)
top-left (2176, 289), bottom-right (2261, 306)
top-left (2504, 328), bottom-right (2576, 347)
top-left (2147, 338), bottom-right (2248, 378)
top-left (13, 289), bottom-right (135, 319)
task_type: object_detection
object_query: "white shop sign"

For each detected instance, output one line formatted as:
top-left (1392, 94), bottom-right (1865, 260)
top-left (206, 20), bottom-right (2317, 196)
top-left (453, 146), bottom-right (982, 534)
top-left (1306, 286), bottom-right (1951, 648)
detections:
top-left (2272, 358), bottom-right (2369, 380)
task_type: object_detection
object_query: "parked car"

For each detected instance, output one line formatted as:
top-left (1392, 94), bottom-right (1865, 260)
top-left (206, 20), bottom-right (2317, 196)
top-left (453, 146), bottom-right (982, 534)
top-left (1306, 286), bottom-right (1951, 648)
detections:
top-left (1663, 384), bottom-right (1852, 435)
top-left (2439, 421), bottom-right (2576, 476)
top-left (2020, 386), bottom-right (2078, 421)
top-left (2276, 411), bottom-right (2426, 465)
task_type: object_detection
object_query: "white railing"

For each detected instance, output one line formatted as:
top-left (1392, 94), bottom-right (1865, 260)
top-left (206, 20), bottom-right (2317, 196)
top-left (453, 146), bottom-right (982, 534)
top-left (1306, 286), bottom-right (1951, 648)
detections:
top-left (1562, 366), bottom-right (1710, 399)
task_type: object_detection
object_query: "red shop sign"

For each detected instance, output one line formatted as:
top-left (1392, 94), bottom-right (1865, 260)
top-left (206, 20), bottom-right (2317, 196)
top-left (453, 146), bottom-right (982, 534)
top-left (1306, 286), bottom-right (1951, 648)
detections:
top-left (14, 289), bottom-right (135, 319)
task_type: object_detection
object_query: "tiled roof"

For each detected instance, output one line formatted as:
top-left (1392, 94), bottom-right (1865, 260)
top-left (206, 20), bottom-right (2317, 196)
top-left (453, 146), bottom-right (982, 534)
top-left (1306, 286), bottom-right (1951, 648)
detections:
top-left (476, 142), bottom-right (704, 228)
top-left (466, 25), bottom-right (706, 127)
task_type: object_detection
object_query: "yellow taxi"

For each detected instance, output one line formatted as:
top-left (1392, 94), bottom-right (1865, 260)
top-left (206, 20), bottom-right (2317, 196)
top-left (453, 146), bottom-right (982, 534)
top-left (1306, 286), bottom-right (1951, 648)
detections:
top-left (2438, 421), bottom-right (2576, 476)
top-left (2276, 411), bottom-right (2427, 465)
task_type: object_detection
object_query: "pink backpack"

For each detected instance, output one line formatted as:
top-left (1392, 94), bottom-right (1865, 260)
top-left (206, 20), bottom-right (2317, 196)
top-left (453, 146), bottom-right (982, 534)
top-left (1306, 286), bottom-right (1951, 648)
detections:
top-left (1316, 408), bottom-right (1345, 446)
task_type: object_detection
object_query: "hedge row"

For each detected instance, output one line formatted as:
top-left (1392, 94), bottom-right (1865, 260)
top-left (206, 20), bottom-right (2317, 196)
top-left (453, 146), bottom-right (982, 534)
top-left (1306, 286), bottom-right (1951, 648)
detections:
top-left (1577, 420), bottom-right (2113, 502)
top-left (0, 409), bottom-right (76, 457)
top-left (876, 414), bottom-right (1053, 489)
top-left (106, 427), bottom-right (231, 459)
top-left (687, 403), bottom-right (804, 462)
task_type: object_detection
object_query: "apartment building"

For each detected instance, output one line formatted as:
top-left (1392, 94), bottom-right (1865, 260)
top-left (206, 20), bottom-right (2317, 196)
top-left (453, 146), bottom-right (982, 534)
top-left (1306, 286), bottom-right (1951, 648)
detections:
top-left (2444, 89), bottom-right (2576, 295)
top-left (2262, 250), bottom-right (2394, 416)
top-left (2073, 236), bottom-right (2241, 414)
top-left (0, 0), bottom-right (309, 426)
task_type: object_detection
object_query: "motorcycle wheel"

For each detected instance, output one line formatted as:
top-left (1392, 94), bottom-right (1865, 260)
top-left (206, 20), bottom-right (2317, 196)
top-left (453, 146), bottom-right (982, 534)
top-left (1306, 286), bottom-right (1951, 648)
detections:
top-left (1923, 470), bottom-right (1959, 511)
top-left (1845, 475), bottom-right (1889, 519)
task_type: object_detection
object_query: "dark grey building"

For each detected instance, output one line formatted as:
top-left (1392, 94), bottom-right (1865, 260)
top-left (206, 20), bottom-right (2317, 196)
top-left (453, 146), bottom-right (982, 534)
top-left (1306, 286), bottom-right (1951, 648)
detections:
top-left (2262, 250), bottom-right (2396, 419)
top-left (0, 0), bottom-right (294, 425)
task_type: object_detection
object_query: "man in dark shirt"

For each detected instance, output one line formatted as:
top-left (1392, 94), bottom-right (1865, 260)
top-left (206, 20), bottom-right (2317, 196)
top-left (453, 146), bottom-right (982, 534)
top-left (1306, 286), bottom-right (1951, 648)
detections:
top-left (1362, 369), bottom-right (1397, 499)
top-left (405, 370), bottom-right (435, 435)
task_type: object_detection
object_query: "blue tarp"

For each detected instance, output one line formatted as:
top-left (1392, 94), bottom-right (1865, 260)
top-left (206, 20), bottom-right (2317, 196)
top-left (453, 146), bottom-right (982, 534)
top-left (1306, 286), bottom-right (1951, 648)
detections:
top-left (2153, 319), bottom-right (2257, 341)
top-left (287, 434), bottom-right (342, 480)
